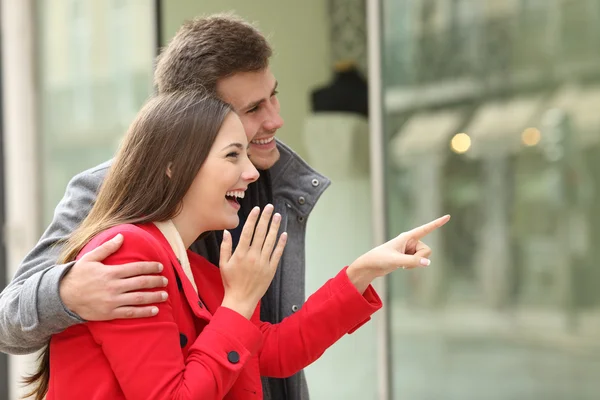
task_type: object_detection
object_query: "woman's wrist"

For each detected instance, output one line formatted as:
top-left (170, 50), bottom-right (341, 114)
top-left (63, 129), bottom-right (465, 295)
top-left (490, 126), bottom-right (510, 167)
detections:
top-left (346, 262), bottom-right (376, 294)
top-left (221, 295), bottom-right (257, 320)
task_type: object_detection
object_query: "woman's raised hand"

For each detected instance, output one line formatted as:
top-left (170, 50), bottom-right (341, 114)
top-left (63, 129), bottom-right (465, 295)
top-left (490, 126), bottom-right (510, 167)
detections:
top-left (219, 204), bottom-right (287, 319)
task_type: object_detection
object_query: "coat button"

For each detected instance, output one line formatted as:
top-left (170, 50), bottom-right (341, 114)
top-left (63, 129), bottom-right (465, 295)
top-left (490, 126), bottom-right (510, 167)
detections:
top-left (311, 179), bottom-right (320, 187)
top-left (298, 196), bottom-right (306, 205)
top-left (179, 333), bottom-right (188, 348)
top-left (291, 305), bottom-right (299, 313)
top-left (227, 351), bottom-right (240, 364)
top-left (297, 216), bottom-right (305, 223)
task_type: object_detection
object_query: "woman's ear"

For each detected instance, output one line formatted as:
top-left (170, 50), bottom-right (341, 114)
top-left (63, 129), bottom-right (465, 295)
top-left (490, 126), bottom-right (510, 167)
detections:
top-left (166, 162), bottom-right (173, 179)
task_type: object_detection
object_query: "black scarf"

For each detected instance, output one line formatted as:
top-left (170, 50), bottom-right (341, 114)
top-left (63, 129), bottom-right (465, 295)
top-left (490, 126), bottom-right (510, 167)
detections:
top-left (191, 171), bottom-right (287, 399)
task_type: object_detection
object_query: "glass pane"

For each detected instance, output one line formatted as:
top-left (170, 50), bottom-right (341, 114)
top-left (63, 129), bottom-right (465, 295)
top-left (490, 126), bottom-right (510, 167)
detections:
top-left (382, 0), bottom-right (600, 399)
top-left (37, 0), bottom-right (156, 225)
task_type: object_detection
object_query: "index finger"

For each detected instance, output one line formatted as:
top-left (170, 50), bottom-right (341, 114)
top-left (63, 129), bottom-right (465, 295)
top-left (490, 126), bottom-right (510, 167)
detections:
top-left (406, 215), bottom-right (450, 239)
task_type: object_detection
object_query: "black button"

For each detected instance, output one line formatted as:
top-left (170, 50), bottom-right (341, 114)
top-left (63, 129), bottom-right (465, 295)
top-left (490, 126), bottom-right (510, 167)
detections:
top-left (227, 351), bottom-right (240, 364)
top-left (179, 333), bottom-right (188, 348)
top-left (198, 300), bottom-right (204, 309)
top-left (297, 216), bottom-right (305, 223)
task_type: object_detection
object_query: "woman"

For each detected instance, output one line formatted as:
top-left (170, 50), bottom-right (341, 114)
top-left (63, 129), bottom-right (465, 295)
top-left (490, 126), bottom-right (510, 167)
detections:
top-left (26, 90), bottom-right (448, 399)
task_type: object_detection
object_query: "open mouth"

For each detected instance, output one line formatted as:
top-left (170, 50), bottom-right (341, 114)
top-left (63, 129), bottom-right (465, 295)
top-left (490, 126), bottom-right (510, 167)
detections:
top-left (251, 136), bottom-right (275, 146)
top-left (225, 190), bottom-right (245, 209)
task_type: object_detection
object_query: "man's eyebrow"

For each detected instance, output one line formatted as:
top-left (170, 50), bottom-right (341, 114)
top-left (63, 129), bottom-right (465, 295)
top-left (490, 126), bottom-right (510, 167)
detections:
top-left (241, 81), bottom-right (279, 111)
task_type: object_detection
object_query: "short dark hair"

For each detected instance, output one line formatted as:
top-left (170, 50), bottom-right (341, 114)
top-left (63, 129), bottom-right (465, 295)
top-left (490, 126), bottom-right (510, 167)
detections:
top-left (154, 13), bottom-right (273, 94)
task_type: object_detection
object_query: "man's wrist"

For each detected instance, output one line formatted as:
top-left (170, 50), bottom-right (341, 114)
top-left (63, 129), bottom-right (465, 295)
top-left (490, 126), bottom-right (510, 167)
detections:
top-left (57, 261), bottom-right (85, 321)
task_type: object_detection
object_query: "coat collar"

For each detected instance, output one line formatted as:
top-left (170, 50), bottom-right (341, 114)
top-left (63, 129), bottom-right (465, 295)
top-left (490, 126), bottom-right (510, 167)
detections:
top-left (269, 139), bottom-right (331, 215)
top-left (144, 224), bottom-right (214, 322)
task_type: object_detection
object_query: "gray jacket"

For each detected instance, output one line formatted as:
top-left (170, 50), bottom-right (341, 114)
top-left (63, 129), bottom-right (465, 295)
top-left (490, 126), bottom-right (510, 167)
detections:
top-left (0, 140), bottom-right (330, 400)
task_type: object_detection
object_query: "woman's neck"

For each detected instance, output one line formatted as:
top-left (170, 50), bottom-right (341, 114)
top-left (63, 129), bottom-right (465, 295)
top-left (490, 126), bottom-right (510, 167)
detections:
top-left (171, 212), bottom-right (206, 248)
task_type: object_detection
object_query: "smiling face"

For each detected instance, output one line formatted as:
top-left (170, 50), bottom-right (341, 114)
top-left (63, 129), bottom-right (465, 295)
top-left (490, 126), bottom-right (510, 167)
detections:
top-left (178, 112), bottom-right (259, 233)
top-left (216, 67), bottom-right (284, 170)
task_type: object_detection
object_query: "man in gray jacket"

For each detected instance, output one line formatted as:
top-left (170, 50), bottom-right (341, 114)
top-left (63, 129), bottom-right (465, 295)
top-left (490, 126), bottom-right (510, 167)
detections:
top-left (0, 14), bottom-right (329, 400)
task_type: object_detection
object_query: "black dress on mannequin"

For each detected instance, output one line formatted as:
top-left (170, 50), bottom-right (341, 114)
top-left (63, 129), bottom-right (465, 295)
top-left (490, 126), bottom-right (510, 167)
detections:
top-left (310, 65), bottom-right (368, 118)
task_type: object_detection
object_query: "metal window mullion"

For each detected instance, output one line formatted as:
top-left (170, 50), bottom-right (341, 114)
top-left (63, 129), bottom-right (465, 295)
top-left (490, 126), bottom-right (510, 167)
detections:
top-left (367, 0), bottom-right (391, 399)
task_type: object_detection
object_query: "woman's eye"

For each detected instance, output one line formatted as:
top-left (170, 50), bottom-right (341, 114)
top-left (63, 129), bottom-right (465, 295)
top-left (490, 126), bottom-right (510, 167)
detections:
top-left (227, 152), bottom-right (240, 158)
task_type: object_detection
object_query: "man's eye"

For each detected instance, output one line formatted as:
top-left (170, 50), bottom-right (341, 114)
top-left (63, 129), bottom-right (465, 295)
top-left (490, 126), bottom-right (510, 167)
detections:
top-left (247, 106), bottom-right (259, 114)
top-left (272, 90), bottom-right (279, 97)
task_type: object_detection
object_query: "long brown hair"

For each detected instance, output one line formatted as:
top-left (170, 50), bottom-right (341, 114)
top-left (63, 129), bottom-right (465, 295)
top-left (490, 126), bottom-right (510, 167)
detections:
top-left (23, 90), bottom-right (231, 399)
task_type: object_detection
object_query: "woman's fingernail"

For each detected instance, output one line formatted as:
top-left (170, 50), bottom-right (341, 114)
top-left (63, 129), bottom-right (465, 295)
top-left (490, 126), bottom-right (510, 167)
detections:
top-left (161, 292), bottom-right (168, 301)
top-left (162, 277), bottom-right (168, 286)
top-left (420, 258), bottom-right (431, 266)
top-left (151, 307), bottom-right (159, 315)
top-left (157, 263), bottom-right (163, 272)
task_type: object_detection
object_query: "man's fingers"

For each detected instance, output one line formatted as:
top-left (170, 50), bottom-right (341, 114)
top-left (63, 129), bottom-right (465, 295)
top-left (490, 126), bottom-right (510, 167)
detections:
top-left (251, 204), bottom-right (275, 251)
top-left (80, 233), bottom-right (124, 262)
top-left (118, 275), bottom-right (168, 293)
top-left (111, 306), bottom-right (160, 320)
top-left (220, 230), bottom-right (233, 266)
top-left (113, 261), bottom-right (164, 279)
top-left (406, 215), bottom-right (450, 240)
top-left (117, 290), bottom-right (168, 307)
top-left (238, 206), bottom-right (260, 249)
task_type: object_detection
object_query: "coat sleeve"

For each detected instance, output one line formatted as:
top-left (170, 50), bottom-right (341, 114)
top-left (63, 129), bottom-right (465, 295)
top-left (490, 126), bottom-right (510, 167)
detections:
top-left (85, 227), bottom-right (263, 400)
top-left (257, 267), bottom-right (382, 378)
top-left (0, 164), bottom-right (108, 355)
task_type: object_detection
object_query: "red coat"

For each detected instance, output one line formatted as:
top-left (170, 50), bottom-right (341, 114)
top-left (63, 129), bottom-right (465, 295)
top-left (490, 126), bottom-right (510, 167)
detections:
top-left (47, 223), bottom-right (382, 399)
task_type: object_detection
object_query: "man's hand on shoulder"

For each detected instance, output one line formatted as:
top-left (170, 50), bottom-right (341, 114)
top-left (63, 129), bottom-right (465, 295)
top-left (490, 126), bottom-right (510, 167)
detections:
top-left (59, 233), bottom-right (168, 320)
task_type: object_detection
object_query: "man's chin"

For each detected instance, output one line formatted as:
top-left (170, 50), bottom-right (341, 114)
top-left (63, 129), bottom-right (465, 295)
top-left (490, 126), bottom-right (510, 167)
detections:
top-left (250, 148), bottom-right (280, 171)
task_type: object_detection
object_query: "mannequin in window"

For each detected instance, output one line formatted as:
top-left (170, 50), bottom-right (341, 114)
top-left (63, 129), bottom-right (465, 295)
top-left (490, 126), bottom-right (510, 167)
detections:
top-left (311, 60), bottom-right (368, 118)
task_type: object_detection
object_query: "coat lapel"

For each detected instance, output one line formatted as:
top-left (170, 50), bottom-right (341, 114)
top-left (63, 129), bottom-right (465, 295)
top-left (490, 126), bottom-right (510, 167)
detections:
top-left (144, 224), bottom-right (213, 322)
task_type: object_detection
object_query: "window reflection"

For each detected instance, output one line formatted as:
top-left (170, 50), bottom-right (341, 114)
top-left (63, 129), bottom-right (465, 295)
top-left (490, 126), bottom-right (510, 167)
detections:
top-left (382, 0), bottom-right (600, 398)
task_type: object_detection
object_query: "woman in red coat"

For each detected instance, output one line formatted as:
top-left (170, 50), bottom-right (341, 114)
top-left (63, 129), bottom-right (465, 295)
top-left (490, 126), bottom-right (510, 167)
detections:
top-left (26, 91), bottom-right (448, 399)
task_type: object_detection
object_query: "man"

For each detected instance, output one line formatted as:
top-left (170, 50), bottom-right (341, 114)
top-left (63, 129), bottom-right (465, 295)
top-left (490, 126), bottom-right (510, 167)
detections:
top-left (0, 14), bottom-right (330, 400)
